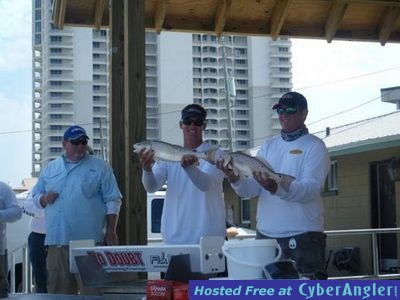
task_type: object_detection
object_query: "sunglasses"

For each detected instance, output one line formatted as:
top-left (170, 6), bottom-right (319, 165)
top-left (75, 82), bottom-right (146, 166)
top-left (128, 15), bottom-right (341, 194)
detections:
top-left (276, 106), bottom-right (299, 116)
top-left (182, 118), bottom-right (204, 126)
top-left (70, 139), bottom-right (88, 146)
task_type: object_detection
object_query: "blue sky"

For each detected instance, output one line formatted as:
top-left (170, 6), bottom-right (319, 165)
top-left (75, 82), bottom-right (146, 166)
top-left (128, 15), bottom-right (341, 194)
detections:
top-left (0, 1), bottom-right (400, 187)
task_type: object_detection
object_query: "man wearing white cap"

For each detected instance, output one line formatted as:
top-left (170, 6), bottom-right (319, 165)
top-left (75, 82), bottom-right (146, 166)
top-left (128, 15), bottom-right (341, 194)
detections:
top-left (31, 125), bottom-right (122, 294)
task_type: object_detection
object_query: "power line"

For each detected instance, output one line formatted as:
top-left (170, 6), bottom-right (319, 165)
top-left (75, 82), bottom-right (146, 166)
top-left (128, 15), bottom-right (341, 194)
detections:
top-left (307, 95), bottom-right (381, 126)
top-left (1, 64), bottom-right (397, 139)
top-left (296, 66), bottom-right (400, 91)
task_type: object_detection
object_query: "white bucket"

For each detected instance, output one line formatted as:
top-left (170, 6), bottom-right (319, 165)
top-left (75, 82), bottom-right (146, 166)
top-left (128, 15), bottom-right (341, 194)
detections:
top-left (222, 239), bottom-right (282, 279)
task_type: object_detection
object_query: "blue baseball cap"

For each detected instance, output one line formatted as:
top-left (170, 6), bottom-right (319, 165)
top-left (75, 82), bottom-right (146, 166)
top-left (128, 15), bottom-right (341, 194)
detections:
top-left (181, 104), bottom-right (207, 121)
top-left (63, 125), bottom-right (89, 141)
top-left (272, 92), bottom-right (308, 110)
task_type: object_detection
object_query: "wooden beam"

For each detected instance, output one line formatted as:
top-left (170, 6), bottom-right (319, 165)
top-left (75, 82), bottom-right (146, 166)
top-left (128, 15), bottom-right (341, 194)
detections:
top-left (214, 0), bottom-right (232, 37)
top-left (270, 0), bottom-right (292, 40)
top-left (52, 0), bottom-right (67, 29)
top-left (346, 0), bottom-right (400, 7)
top-left (154, 0), bottom-right (167, 34)
top-left (94, 0), bottom-right (107, 30)
top-left (379, 6), bottom-right (400, 45)
top-left (325, 0), bottom-right (348, 43)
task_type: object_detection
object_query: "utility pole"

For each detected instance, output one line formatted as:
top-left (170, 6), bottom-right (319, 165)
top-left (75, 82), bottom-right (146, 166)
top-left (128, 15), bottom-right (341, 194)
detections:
top-left (99, 118), bottom-right (107, 161)
top-left (220, 36), bottom-right (234, 152)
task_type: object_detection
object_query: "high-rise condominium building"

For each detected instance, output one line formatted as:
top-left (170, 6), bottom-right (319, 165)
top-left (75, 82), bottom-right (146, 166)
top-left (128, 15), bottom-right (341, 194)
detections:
top-left (32, 0), bottom-right (292, 176)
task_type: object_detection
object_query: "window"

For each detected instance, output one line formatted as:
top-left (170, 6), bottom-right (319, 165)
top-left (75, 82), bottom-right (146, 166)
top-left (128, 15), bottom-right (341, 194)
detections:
top-left (50, 70), bottom-right (62, 75)
top-left (278, 47), bottom-right (288, 52)
top-left (35, 34), bottom-right (41, 45)
top-left (50, 136), bottom-right (62, 142)
top-left (327, 161), bottom-right (338, 191)
top-left (50, 59), bottom-right (62, 64)
top-left (50, 48), bottom-right (62, 53)
top-left (241, 198), bottom-right (250, 224)
top-left (35, 23), bottom-right (41, 32)
top-left (236, 120), bottom-right (248, 126)
top-left (50, 147), bottom-right (62, 153)
top-left (50, 92), bottom-right (62, 97)
top-left (50, 36), bottom-right (62, 42)
top-left (150, 198), bottom-right (164, 233)
top-left (237, 140), bottom-right (249, 146)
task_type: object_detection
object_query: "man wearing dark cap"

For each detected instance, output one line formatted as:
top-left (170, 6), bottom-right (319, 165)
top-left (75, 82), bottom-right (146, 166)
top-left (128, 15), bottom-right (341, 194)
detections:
top-left (219, 91), bottom-right (330, 279)
top-left (30, 125), bottom-right (122, 294)
top-left (138, 104), bottom-right (226, 245)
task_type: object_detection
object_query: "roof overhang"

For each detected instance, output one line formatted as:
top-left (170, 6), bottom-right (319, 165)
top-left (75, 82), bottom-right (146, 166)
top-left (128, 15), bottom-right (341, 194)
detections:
top-left (53, 0), bottom-right (400, 45)
top-left (328, 134), bottom-right (400, 156)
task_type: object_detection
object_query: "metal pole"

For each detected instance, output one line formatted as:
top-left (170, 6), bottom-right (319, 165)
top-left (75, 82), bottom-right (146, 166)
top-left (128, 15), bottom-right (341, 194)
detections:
top-left (372, 232), bottom-right (380, 277)
top-left (22, 244), bottom-right (31, 293)
top-left (220, 36), bottom-right (234, 151)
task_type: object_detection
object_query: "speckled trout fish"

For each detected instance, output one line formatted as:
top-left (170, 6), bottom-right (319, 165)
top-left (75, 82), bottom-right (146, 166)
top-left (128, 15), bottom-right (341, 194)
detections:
top-left (133, 140), bottom-right (207, 162)
top-left (206, 149), bottom-right (295, 192)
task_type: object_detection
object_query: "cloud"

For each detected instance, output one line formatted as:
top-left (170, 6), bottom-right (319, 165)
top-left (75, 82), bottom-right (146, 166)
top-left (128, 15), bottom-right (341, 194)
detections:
top-left (0, 0), bottom-right (31, 70)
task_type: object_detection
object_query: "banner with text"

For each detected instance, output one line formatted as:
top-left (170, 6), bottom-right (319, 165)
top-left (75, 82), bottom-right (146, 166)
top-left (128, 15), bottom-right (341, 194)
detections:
top-left (189, 280), bottom-right (399, 300)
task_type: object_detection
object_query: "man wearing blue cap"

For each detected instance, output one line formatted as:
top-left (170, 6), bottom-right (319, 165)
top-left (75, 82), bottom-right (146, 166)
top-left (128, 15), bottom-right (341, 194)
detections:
top-left (218, 91), bottom-right (330, 279)
top-left (137, 104), bottom-right (226, 245)
top-left (31, 125), bottom-right (122, 294)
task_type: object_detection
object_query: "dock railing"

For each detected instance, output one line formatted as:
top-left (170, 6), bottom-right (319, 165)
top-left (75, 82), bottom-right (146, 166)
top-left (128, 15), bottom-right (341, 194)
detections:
top-left (7, 227), bottom-right (400, 294)
top-left (8, 242), bottom-right (32, 294)
top-left (325, 227), bottom-right (400, 279)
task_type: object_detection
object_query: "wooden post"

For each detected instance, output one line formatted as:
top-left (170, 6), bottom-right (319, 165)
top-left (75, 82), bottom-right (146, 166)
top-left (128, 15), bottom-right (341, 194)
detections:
top-left (110, 0), bottom-right (128, 243)
top-left (123, 0), bottom-right (147, 245)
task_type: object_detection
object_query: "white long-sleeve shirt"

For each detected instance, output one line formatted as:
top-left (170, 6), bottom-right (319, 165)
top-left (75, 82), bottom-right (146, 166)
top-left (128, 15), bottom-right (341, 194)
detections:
top-left (22, 193), bottom-right (46, 234)
top-left (142, 142), bottom-right (226, 244)
top-left (0, 181), bottom-right (22, 254)
top-left (232, 134), bottom-right (330, 237)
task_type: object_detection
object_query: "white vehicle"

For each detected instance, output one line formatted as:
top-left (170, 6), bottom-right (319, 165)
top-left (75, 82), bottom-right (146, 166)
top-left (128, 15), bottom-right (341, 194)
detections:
top-left (146, 188), bottom-right (165, 243)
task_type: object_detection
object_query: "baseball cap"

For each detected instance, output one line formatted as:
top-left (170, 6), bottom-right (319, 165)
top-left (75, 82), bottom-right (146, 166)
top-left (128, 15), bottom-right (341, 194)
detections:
top-left (181, 104), bottom-right (207, 121)
top-left (63, 125), bottom-right (89, 141)
top-left (272, 92), bottom-right (308, 110)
